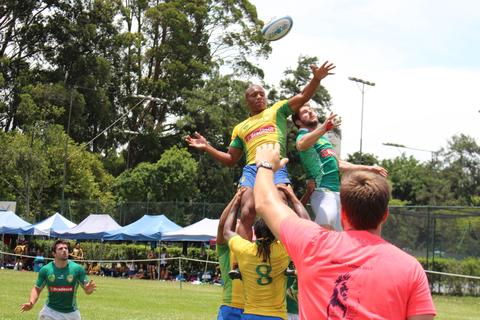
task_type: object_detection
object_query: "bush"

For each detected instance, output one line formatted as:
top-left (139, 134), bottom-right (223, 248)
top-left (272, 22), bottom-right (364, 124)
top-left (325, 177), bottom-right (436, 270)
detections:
top-left (417, 257), bottom-right (480, 295)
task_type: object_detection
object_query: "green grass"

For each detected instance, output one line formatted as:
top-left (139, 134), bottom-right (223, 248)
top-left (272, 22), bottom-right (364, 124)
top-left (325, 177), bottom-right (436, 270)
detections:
top-left (1, 269), bottom-right (479, 319)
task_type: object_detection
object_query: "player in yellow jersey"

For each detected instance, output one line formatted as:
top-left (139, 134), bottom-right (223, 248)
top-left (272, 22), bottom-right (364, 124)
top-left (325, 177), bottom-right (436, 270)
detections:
top-left (216, 188), bottom-right (246, 320)
top-left (222, 185), bottom-right (310, 320)
top-left (186, 61), bottom-right (336, 242)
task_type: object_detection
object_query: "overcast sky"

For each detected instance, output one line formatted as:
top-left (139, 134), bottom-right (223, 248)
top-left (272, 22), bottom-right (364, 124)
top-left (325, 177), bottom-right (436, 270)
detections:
top-left (250, 0), bottom-right (480, 162)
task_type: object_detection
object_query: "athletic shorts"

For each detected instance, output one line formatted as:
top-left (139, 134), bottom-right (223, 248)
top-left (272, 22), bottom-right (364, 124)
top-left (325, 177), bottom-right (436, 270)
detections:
top-left (239, 165), bottom-right (290, 188)
top-left (241, 314), bottom-right (283, 320)
top-left (217, 305), bottom-right (243, 320)
top-left (39, 305), bottom-right (81, 320)
top-left (311, 189), bottom-right (342, 231)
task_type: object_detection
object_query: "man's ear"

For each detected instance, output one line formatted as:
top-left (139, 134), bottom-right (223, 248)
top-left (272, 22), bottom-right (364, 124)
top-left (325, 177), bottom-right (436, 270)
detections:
top-left (381, 208), bottom-right (389, 225)
top-left (340, 208), bottom-right (351, 230)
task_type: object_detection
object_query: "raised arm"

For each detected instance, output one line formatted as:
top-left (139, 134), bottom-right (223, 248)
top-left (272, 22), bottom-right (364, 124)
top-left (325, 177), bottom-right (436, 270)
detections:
top-left (254, 143), bottom-right (297, 240)
top-left (296, 113), bottom-right (339, 151)
top-left (276, 185), bottom-right (311, 220)
top-left (338, 160), bottom-right (388, 177)
top-left (217, 188), bottom-right (245, 245)
top-left (223, 190), bottom-right (243, 242)
top-left (299, 179), bottom-right (315, 206)
top-left (185, 132), bottom-right (243, 167)
top-left (288, 61), bottom-right (336, 113)
top-left (20, 287), bottom-right (42, 312)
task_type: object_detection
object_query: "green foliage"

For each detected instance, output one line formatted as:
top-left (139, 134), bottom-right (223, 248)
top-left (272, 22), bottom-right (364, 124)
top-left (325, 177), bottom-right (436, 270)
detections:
top-left (346, 151), bottom-right (380, 166)
top-left (0, 124), bottom-right (114, 221)
top-left (417, 256), bottom-right (480, 296)
top-left (113, 146), bottom-right (199, 202)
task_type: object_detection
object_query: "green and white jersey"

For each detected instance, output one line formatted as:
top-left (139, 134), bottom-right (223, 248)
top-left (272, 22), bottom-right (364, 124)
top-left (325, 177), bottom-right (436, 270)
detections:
top-left (296, 129), bottom-right (340, 192)
top-left (35, 261), bottom-right (88, 313)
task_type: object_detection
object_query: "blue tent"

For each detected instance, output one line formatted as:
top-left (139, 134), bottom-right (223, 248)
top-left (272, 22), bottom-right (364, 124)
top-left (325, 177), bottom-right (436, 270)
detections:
top-left (53, 214), bottom-right (121, 240)
top-left (19, 212), bottom-right (77, 236)
top-left (103, 215), bottom-right (181, 241)
top-left (0, 210), bottom-right (31, 234)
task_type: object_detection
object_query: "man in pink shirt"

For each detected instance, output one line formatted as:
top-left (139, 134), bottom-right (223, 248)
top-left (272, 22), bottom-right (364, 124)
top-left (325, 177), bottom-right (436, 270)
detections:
top-left (253, 143), bottom-right (436, 320)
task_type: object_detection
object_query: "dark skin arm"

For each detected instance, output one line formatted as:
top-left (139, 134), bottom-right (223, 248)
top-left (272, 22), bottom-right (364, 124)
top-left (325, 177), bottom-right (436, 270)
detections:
top-left (185, 132), bottom-right (243, 167)
top-left (276, 185), bottom-right (311, 220)
top-left (288, 61), bottom-right (336, 112)
top-left (217, 188), bottom-right (245, 245)
top-left (223, 191), bottom-right (244, 242)
top-left (299, 179), bottom-right (315, 206)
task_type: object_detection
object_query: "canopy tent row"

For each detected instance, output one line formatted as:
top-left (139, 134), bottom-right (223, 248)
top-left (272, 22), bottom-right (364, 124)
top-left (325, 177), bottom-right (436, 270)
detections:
top-left (1, 212), bottom-right (218, 242)
top-left (0, 211), bottom-right (30, 234)
top-left (103, 215), bottom-right (181, 241)
top-left (19, 212), bottom-right (77, 236)
top-left (53, 214), bottom-right (121, 240)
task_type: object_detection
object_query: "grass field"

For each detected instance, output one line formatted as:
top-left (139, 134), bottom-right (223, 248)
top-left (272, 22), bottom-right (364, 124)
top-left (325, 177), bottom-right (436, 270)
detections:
top-left (0, 269), bottom-right (479, 319)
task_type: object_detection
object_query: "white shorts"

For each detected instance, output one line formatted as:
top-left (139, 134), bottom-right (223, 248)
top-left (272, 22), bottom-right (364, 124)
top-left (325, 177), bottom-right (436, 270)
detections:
top-left (310, 189), bottom-right (342, 231)
top-left (288, 314), bottom-right (299, 320)
top-left (39, 305), bottom-right (81, 320)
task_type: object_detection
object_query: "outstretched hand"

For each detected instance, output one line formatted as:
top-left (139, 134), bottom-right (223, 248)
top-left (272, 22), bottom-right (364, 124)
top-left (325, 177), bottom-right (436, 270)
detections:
top-left (310, 61), bottom-right (336, 81)
top-left (185, 132), bottom-right (209, 150)
top-left (255, 143), bottom-right (289, 172)
top-left (20, 302), bottom-right (34, 312)
top-left (84, 279), bottom-right (96, 295)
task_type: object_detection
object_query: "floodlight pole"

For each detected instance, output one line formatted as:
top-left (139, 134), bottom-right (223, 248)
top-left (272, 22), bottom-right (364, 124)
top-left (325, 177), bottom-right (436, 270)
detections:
top-left (349, 77), bottom-right (375, 164)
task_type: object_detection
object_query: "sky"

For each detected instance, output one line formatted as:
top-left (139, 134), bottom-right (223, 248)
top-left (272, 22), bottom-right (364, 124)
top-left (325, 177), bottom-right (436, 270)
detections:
top-left (250, 0), bottom-right (480, 162)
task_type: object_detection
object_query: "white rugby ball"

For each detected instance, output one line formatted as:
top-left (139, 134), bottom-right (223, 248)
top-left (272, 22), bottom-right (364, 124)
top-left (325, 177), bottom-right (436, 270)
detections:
top-left (262, 16), bottom-right (293, 41)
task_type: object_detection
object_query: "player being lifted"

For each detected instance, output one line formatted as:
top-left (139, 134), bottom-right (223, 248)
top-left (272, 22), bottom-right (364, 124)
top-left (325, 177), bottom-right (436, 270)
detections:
top-left (186, 61), bottom-right (336, 243)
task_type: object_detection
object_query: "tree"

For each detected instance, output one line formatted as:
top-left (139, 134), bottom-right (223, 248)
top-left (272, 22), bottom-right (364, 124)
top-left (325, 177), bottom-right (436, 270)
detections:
top-left (0, 124), bottom-right (114, 221)
top-left (112, 146), bottom-right (199, 202)
top-left (346, 151), bottom-right (380, 166)
top-left (440, 134), bottom-right (480, 205)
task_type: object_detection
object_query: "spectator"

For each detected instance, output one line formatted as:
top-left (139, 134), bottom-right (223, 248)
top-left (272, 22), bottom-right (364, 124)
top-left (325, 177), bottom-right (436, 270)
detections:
top-left (126, 261), bottom-right (137, 278)
top-left (13, 240), bottom-right (27, 271)
top-left (146, 250), bottom-right (157, 280)
top-left (159, 248), bottom-right (169, 280)
top-left (87, 262), bottom-right (101, 276)
top-left (33, 250), bottom-right (45, 272)
top-left (70, 242), bottom-right (84, 261)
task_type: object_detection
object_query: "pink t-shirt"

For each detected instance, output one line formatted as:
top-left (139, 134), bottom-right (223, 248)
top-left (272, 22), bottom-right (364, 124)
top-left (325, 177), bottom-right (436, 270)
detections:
top-left (280, 217), bottom-right (436, 319)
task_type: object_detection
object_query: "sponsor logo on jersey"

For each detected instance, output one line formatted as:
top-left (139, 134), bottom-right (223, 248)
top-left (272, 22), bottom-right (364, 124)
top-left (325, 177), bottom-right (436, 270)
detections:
top-left (245, 125), bottom-right (275, 142)
top-left (320, 149), bottom-right (336, 158)
top-left (49, 286), bottom-right (74, 293)
top-left (48, 274), bottom-right (56, 282)
top-left (67, 275), bottom-right (74, 283)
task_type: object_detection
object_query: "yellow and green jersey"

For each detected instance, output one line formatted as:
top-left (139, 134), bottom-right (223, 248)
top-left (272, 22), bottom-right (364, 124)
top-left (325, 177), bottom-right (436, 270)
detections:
top-left (230, 100), bottom-right (293, 164)
top-left (217, 243), bottom-right (245, 309)
top-left (35, 261), bottom-right (88, 313)
top-left (228, 235), bottom-right (289, 320)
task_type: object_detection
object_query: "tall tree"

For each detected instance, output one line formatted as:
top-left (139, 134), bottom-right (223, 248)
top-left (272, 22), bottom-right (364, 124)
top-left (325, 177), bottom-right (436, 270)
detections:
top-left (441, 134), bottom-right (480, 205)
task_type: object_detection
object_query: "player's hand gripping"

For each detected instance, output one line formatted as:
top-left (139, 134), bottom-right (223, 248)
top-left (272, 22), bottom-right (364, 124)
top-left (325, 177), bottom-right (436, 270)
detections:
top-left (255, 143), bottom-right (289, 172)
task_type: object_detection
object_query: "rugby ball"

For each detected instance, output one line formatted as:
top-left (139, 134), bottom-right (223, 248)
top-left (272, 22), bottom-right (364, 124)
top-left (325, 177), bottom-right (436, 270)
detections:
top-left (262, 16), bottom-right (293, 41)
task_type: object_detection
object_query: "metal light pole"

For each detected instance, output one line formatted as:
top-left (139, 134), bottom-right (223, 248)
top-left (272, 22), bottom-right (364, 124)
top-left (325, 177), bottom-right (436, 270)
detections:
top-left (382, 142), bottom-right (437, 162)
top-left (349, 77), bottom-right (375, 163)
